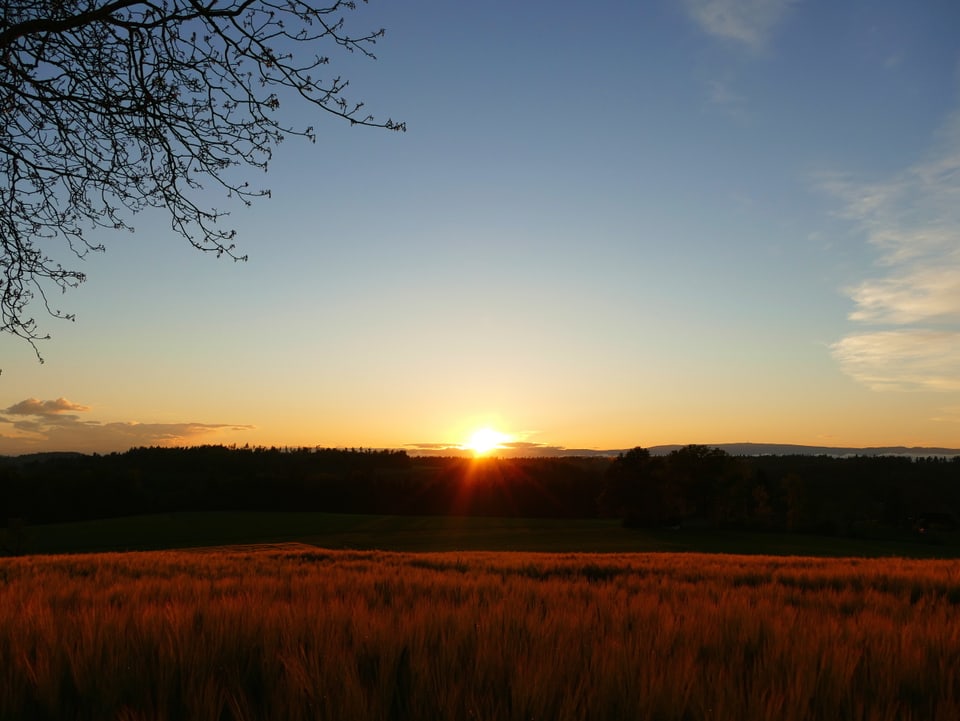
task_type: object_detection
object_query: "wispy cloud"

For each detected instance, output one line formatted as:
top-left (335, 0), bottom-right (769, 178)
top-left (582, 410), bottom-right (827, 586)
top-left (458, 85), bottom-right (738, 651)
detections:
top-left (686, 2), bottom-right (793, 122)
top-left (706, 78), bottom-right (751, 121)
top-left (831, 331), bottom-right (960, 392)
top-left (404, 441), bottom-right (612, 458)
top-left (846, 262), bottom-right (960, 325)
top-left (930, 405), bottom-right (960, 424)
top-left (683, 0), bottom-right (797, 50)
top-left (405, 442), bottom-right (458, 453)
top-left (826, 113), bottom-right (960, 391)
top-left (5, 397), bottom-right (89, 417)
top-left (0, 397), bottom-right (253, 454)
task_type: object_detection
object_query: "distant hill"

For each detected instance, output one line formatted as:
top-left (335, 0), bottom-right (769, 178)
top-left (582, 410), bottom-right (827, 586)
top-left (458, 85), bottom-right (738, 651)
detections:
top-left (645, 443), bottom-right (960, 458)
top-left (418, 443), bottom-right (960, 459)
top-left (1, 451), bottom-right (88, 465)
top-left (500, 443), bottom-right (960, 458)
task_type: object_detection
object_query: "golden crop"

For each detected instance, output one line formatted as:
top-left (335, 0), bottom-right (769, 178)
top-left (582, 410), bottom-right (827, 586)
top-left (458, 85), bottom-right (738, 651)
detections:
top-left (1, 549), bottom-right (959, 720)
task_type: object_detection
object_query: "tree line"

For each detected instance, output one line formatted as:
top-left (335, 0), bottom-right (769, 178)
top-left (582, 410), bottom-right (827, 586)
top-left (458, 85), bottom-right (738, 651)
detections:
top-left (600, 445), bottom-right (960, 537)
top-left (0, 446), bottom-right (605, 524)
top-left (1, 444), bottom-right (958, 539)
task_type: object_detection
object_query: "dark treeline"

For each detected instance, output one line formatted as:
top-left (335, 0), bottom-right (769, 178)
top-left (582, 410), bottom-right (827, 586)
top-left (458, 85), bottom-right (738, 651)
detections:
top-left (1, 444), bottom-right (959, 538)
top-left (0, 446), bottom-right (605, 525)
top-left (601, 445), bottom-right (960, 538)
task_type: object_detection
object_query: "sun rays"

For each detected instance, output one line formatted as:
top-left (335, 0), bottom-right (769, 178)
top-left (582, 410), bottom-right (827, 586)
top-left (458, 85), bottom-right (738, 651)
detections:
top-left (462, 427), bottom-right (512, 456)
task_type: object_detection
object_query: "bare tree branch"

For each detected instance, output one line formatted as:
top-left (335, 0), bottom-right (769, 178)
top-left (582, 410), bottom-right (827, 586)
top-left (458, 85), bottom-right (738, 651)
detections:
top-left (0, 0), bottom-right (404, 359)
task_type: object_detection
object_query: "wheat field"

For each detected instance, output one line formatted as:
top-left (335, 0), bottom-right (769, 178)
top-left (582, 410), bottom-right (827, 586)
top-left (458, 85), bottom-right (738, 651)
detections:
top-left (1, 548), bottom-right (959, 720)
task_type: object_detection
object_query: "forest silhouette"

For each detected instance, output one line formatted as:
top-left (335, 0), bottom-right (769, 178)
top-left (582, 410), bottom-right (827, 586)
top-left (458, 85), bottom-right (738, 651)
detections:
top-left (2, 445), bottom-right (958, 542)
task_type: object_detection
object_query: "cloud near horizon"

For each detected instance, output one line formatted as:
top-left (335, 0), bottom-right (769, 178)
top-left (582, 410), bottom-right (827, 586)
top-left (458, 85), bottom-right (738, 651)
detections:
top-left (0, 397), bottom-right (253, 454)
top-left (404, 441), bottom-right (609, 457)
top-left (5, 397), bottom-right (90, 417)
top-left (826, 112), bottom-right (960, 393)
top-left (683, 0), bottom-right (796, 50)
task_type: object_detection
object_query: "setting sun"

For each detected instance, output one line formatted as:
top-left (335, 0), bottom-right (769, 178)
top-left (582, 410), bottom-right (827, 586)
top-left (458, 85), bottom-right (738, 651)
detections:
top-left (463, 428), bottom-right (511, 456)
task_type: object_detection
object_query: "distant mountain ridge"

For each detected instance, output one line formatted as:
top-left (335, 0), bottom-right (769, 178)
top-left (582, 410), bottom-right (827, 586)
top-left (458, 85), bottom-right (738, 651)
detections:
top-left (645, 443), bottom-right (960, 458)
top-left (419, 443), bottom-right (960, 459)
top-left (526, 443), bottom-right (960, 458)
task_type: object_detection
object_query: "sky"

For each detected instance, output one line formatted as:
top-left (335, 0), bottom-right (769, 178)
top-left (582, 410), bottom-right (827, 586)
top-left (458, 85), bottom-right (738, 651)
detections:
top-left (2, 0), bottom-right (960, 455)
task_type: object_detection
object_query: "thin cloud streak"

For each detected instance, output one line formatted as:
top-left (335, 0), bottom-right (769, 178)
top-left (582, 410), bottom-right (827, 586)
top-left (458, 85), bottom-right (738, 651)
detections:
top-left (848, 260), bottom-right (960, 325)
top-left (4, 397), bottom-right (90, 417)
top-left (706, 78), bottom-right (752, 122)
top-left (683, 0), bottom-right (796, 50)
top-left (0, 397), bottom-right (253, 454)
top-left (405, 441), bottom-right (612, 458)
top-left (931, 405), bottom-right (960, 424)
top-left (831, 331), bottom-right (960, 392)
top-left (826, 112), bottom-right (960, 391)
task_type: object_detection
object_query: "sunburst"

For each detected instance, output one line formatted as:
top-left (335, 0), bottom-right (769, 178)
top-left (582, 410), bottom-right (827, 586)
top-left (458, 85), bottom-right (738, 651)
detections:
top-left (463, 427), bottom-right (511, 456)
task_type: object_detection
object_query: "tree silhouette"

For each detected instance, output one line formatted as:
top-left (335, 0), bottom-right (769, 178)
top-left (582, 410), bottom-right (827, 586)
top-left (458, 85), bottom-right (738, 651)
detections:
top-left (600, 447), bottom-right (675, 527)
top-left (1, 0), bottom-right (403, 356)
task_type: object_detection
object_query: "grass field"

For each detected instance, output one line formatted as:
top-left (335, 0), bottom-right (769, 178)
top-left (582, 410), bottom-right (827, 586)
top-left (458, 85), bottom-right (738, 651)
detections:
top-left (10, 511), bottom-right (960, 558)
top-left (2, 548), bottom-right (959, 720)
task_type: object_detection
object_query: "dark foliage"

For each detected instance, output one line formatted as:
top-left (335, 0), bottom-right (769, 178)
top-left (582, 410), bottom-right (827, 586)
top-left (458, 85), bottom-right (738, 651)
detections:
top-left (599, 446), bottom-right (960, 538)
top-left (1, 446), bottom-right (958, 543)
top-left (0, 446), bottom-right (609, 525)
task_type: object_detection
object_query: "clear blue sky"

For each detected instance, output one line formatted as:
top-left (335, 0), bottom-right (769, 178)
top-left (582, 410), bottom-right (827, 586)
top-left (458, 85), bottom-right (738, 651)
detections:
top-left (2, 0), bottom-right (960, 454)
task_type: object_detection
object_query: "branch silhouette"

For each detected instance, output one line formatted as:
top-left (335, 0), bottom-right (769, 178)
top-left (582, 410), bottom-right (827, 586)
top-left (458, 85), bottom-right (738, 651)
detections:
top-left (0, 0), bottom-right (403, 358)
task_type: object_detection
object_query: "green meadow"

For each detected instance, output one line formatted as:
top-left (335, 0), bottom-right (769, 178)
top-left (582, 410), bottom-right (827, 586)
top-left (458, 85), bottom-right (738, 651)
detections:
top-left (10, 511), bottom-right (960, 558)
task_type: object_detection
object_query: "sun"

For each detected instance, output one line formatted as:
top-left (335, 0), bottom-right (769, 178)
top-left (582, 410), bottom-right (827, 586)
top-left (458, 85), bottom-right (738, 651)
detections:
top-left (463, 427), bottom-right (511, 456)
